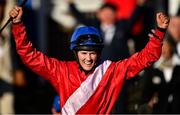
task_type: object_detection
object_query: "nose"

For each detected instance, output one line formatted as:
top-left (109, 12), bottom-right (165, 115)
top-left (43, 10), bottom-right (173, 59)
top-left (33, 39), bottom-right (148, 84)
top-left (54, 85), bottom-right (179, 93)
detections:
top-left (86, 53), bottom-right (92, 61)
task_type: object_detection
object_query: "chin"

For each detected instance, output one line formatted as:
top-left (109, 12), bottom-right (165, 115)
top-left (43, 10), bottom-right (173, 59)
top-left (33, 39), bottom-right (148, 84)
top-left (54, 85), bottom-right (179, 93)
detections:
top-left (84, 68), bottom-right (92, 71)
top-left (83, 66), bottom-right (93, 71)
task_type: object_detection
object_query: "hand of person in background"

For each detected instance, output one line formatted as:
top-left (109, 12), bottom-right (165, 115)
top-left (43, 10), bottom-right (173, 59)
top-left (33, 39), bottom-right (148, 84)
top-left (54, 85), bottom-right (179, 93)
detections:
top-left (9, 6), bottom-right (23, 23)
top-left (156, 12), bottom-right (170, 29)
top-left (13, 70), bottom-right (27, 87)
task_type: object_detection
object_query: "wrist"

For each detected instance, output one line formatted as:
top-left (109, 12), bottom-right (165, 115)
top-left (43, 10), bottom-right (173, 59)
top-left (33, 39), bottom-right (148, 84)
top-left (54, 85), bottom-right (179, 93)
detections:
top-left (12, 19), bottom-right (22, 24)
top-left (157, 26), bottom-right (167, 32)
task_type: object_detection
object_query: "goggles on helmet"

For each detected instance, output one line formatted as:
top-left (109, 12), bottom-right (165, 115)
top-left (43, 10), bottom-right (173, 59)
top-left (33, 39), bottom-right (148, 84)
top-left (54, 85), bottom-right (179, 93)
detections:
top-left (70, 34), bottom-right (104, 50)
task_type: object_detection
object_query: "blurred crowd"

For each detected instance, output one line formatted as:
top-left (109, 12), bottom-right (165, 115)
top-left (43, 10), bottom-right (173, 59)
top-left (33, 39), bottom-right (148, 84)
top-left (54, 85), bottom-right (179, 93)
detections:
top-left (0, 0), bottom-right (179, 114)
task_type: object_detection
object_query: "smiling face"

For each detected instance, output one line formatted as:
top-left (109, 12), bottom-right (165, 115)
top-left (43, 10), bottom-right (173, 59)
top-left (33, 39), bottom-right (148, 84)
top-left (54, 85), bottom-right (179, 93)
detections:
top-left (77, 50), bottom-right (98, 72)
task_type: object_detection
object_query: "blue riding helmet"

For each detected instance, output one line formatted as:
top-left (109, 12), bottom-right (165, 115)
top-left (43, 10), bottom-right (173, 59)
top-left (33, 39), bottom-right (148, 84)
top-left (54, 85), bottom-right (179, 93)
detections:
top-left (70, 26), bottom-right (104, 50)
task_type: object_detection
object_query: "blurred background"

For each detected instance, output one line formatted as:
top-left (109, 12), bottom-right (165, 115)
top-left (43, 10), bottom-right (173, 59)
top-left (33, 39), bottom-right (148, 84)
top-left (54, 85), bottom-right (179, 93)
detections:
top-left (0, 0), bottom-right (179, 114)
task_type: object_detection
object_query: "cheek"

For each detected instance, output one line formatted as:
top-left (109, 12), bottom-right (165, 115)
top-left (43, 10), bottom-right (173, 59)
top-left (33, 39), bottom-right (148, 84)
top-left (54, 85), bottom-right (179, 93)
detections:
top-left (92, 55), bottom-right (98, 61)
top-left (79, 60), bottom-right (84, 66)
top-left (77, 53), bottom-right (83, 59)
top-left (77, 54), bottom-right (84, 64)
top-left (78, 58), bottom-right (85, 67)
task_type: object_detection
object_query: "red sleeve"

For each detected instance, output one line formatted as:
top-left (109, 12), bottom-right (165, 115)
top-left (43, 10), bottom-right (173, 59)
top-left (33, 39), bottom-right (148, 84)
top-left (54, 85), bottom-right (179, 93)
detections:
top-left (122, 28), bottom-right (165, 79)
top-left (12, 23), bottom-right (64, 86)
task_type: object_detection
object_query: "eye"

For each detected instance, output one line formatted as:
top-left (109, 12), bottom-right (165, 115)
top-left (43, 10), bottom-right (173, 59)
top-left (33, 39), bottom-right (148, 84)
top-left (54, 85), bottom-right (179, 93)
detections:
top-left (81, 52), bottom-right (87, 55)
top-left (79, 51), bottom-right (87, 55)
top-left (90, 52), bottom-right (97, 55)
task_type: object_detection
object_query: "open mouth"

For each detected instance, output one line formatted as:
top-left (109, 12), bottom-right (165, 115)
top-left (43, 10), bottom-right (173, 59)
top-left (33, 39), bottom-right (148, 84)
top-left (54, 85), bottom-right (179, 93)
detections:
top-left (84, 61), bottom-right (92, 65)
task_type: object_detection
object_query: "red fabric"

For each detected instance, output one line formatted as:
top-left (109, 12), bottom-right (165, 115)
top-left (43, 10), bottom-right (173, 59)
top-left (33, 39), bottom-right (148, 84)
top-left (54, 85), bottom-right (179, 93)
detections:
top-left (104, 0), bottom-right (136, 20)
top-left (104, 0), bottom-right (143, 35)
top-left (104, 0), bottom-right (142, 35)
top-left (12, 23), bottom-right (165, 114)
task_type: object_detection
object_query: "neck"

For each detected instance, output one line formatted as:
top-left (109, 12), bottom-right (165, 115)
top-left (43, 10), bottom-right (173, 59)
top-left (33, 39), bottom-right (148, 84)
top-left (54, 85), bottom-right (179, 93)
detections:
top-left (102, 22), bottom-right (114, 26)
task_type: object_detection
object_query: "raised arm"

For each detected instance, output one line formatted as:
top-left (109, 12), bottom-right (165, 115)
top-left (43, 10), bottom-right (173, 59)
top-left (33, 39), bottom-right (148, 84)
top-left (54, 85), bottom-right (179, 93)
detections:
top-left (9, 6), bottom-right (64, 82)
top-left (66, 0), bottom-right (98, 26)
top-left (123, 12), bottom-right (170, 79)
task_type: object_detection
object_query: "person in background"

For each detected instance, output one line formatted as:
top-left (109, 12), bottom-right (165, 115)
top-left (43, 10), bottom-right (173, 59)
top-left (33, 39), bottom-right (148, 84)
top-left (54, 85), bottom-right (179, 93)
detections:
top-left (167, 10), bottom-right (180, 57)
top-left (9, 5), bottom-right (169, 114)
top-left (10, 0), bottom-right (56, 114)
top-left (137, 37), bottom-right (180, 113)
top-left (152, 38), bottom-right (180, 113)
top-left (0, 0), bottom-right (15, 114)
top-left (66, 0), bottom-right (147, 61)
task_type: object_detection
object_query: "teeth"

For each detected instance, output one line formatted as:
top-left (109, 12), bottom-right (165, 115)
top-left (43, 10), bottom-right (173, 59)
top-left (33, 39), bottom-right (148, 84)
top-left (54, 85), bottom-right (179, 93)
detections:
top-left (85, 61), bottom-right (91, 65)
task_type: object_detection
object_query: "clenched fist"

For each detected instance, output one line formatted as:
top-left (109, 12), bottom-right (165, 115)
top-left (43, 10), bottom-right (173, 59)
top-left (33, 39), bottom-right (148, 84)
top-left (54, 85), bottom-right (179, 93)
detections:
top-left (156, 12), bottom-right (170, 29)
top-left (9, 6), bottom-right (23, 23)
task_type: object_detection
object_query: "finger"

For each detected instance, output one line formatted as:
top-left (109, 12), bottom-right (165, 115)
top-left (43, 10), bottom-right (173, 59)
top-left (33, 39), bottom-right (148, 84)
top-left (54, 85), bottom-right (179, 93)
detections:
top-left (10, 11), bottom-right (18, 18)
top-left (159, 14), bottom-right (165, 19)
top-left (9, 12), bottom-right (15, 18)
top-left (157, 12), bottom-right (163, 17)
top-left (164, 18), bottom-right (170, 24)
top-left (12, 10), bottom-right (19, 15)
top-left (14, 6), bottom-right (20, 11)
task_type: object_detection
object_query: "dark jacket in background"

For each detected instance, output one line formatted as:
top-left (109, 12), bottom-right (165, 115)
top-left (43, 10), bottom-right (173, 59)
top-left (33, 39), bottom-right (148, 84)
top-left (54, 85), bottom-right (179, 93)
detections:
top-left (69, 3), bottom-right (144, 61)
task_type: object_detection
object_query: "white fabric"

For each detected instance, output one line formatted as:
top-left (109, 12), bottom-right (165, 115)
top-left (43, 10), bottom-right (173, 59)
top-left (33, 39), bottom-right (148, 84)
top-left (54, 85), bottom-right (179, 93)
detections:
top-left (163, 67), bottom-right (173, 83)
top-left (62, 60), bottom-right (112, 114)
top-left (154, 53), bottom-right (180, 83)
top-left (0, 38), bottom-right (13, 83)
top-left (0, 1), bottom-right (14, 114)
top-left (172, 53), bottom-right (180, 65)
top-left (51, 0), bottom-right (103, 28)
top-left (168, 0), bottom-right (180, 16)
top-left (0, 93), bottom-right (14, 114)
top-left (101, 24), bottom-right (115, 45)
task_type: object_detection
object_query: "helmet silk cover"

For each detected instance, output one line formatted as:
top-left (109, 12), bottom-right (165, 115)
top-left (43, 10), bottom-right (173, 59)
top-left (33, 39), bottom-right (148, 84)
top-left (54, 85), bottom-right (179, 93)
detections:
top-left (70, 26), bottom-right (104, 51)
